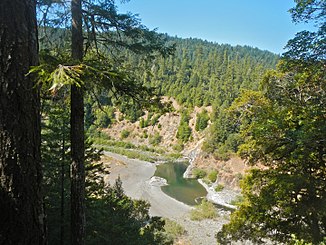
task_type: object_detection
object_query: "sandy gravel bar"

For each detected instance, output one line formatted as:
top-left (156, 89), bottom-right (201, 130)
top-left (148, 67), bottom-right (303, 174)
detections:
top-left (102, 151), bottom-right (238, 245)
top-left (103, 151), bottom-right (192, 218)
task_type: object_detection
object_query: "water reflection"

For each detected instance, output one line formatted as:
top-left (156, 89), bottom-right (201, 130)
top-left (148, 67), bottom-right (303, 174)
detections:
top-left (154, 162), bottom-right (207, 206)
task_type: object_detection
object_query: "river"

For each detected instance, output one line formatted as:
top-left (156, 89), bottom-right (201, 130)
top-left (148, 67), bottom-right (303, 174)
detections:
top-left (154, 161), bottom-right (207, 206)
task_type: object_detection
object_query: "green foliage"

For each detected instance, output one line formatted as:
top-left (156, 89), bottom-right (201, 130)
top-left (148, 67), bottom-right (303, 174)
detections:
top-left (214, 184), bottom-right (224, 192)
top-left (229, 195), bottom-right (244, 206)
top-left (203, 105), bottom-right (241, 159)
top-left (41, 98), bottom-right (71, 244)
top-left (150, 114), bottom-right (161, 126)
top-left (120, 129), bottom-right (131, 139)
top-left (86, 177), bottom-right (173, 245)
top-left (176, 110), bottom-right (192, 143)
top-left (166, 152), bottom-right (183, 160)
top-left (190, 199), bottom-right (218, 221)
top-left (216, 6), bottom-right (325, 241)
top-left (139, 117), bottom-right (145, 128)
top-left (101, 146), bottom-right (157, 163)
top-left (291, 235), bottom-right (326, 245)
top-left (142, 130), bottom-right (149, 138)
top-left (172, 143), bottom-right (184, 152)
top-left (192, 168), bottom-right (207, 179)
top-left (217, 60), bottom-right (326, 244)
top-left (41, 99), bottom-right (170, 244)
top-left (207, 170), bottom-right (218, 183)
top-left (93, 106), bottom-right (115, 128)
top-left (163, 219), bottom-right (185, 240)
top-left (195, 110), bottom-right (210, 131)
top-left (286, 0), bottom-right (325, 61)
top-left (141, 37), bottom-right (278, 109)
top-left (212, 145), bottom-right (229, 161)
top-left (36, 1), bottom-right (176, 244)
top-left (149, 132), bottom-right (162, 146)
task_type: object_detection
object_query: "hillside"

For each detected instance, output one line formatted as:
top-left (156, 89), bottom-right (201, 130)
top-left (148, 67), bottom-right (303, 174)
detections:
top-left (88, 36), bottom-right (278, 189)
top-left (96, 97), bottom-right (248, 190)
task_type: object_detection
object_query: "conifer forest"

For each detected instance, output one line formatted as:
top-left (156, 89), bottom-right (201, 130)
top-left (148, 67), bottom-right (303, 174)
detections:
top-left (0, 0), bottom-right (325, 244)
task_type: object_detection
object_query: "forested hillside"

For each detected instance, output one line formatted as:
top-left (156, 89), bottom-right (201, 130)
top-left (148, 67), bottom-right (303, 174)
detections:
top-left (1, 0), bottom-right (324, 245)
top-left (143, 37), bottom-right (278, 108)
top-left (89, 37), bottom-right (279, 161)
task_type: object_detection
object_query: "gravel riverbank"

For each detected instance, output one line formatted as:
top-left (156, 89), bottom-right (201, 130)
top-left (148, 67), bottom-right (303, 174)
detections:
top-left (103, 151), bottom-right (232, 245)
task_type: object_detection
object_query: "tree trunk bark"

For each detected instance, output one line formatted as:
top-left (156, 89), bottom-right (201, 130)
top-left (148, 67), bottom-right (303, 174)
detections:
top-left (0, 0), bottom-right (45, 244)
top-left (70, 0), bottom-right (85, 245)
top-left (60, 122), bottom-right (66, 245)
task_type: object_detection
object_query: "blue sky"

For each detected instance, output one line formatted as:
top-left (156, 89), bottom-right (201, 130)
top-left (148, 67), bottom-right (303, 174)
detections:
top-left (116, 0), bottom-right (315, 54)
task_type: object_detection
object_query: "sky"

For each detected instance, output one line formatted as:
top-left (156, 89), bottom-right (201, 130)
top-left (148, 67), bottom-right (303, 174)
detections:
top-left (116, 0), bottom-right (316, 54)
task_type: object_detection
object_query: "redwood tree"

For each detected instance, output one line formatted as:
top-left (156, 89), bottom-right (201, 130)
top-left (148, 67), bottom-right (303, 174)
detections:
top-left (71, 0), bottom-right (86, 245)
top-left (0, 0), bottom-right (45, 244)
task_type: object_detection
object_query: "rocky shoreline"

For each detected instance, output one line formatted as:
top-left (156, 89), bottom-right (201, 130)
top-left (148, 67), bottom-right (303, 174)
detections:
top-left (198, 179), bottom-right (238, 210)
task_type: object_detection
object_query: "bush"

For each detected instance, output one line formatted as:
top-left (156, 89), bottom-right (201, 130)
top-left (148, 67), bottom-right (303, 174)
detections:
top-left (190, 199), bottom-right (217, 221)
top-left (163, 219), bottom-right (185, 240)
top-left (207, 170), bottom-right (218, 183)
top-left (215, 184), bottom-right (224, 192)
top-left (120, 130), bottom-right (130, 139)
top-left (172, 143), bottom-right (184, 152)
top-left (213, 144), bottom-right (231, 161)
top-left (150, 114), bottom-right (160, 126)
top-left (202, 178), bottom-right (211, 185)
top-left (167, 152), bottom-right (183, 159)
top-left (192, 168), bottom-right (207, 179)
top-left (139, 118), bottom-right (145, 128)
top-left (101, 146), bottom-right (156, 162)
top-left (142, 130), bottom-right (148, 138)
top-left (149, 132), bottom-right (162, 146)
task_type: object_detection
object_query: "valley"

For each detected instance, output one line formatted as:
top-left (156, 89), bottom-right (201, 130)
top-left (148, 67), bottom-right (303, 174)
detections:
top-left (103, 151), bottom-right (234, 245)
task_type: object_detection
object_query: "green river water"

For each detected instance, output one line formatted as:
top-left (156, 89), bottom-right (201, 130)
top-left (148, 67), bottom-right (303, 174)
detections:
top-left (154, 161), bottom-right (207, 206)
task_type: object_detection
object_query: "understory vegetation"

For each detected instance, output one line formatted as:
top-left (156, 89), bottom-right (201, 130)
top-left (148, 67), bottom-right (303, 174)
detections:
top-left (190, 199), bottom-right (218, 221)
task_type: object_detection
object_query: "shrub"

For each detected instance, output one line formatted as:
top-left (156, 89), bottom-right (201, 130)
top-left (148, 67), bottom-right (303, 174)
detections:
top-left (149, 132), bottom-right (162, 146)
top-left (118, 114), bottom-right (124, 121)
top-left (167, 152), bottom-right (183, 159)
top-left (120, 129), bottom-right (130, 139)
top-left (172, 143), bottom-right (184, 152)
top-left (150, 114), bottom-right (160, 126)
top-left (207, 170), bottom-right (218, 183)
top-left (190, 199), bottom-right (217, 221)
top-left (139, 118), bottom-right (145, 128)
top-left (142, 130), bottom-right (148, 138)
top-left (202, 178), bottom-right (211, 185)
top-left (235, 173), bottom-right (243, 181)
top-left (213, 144), bottom-right (231, 161)
top-left (192, 168), bottom-right (207, 179)
top-left (215, 184), bottom-right (224, 192)
top-left (163, 219), bottom-right (185, 240)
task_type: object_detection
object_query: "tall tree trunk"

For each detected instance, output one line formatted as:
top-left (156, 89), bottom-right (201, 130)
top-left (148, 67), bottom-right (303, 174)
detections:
top-left (0, 0), bottom-right (45, 244)
top-left (60, 122), bottom-right (66, 245)
top-left (70, 0), bottom-right (85, 244)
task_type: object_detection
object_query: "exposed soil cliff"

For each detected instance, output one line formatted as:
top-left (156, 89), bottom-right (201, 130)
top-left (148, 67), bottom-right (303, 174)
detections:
top-left (102, 97), bottom-right (248, 190)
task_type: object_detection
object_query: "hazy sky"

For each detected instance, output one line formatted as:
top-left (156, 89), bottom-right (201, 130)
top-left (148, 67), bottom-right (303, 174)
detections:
top-left (116, 0), bottom-right (315, 54)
